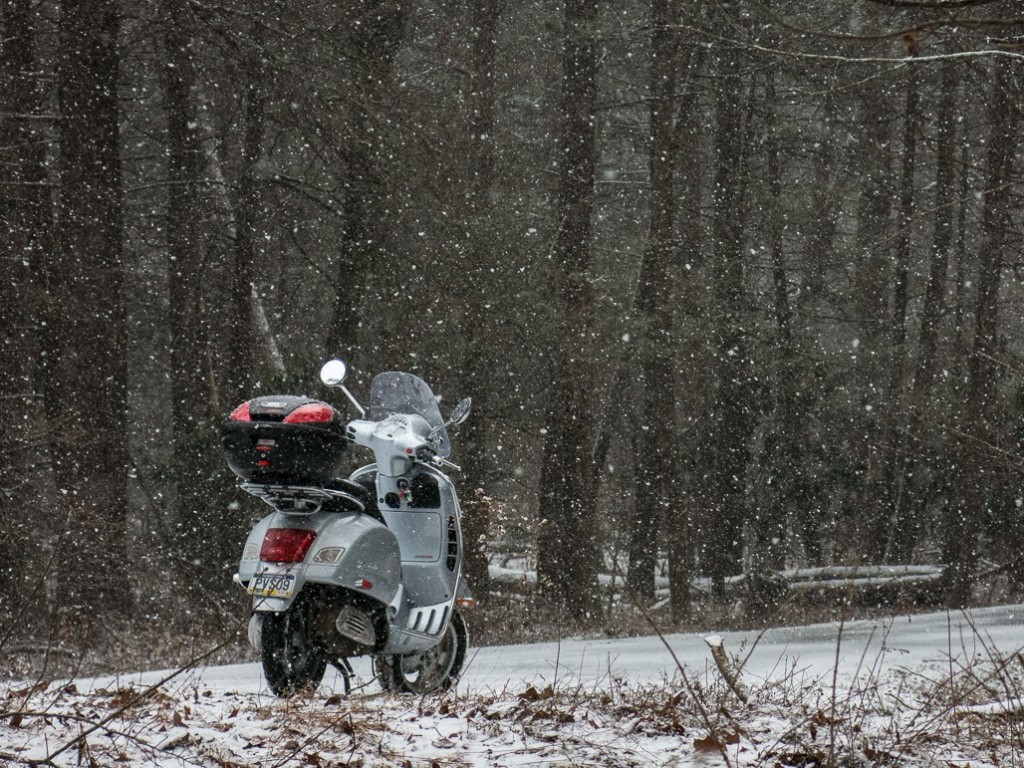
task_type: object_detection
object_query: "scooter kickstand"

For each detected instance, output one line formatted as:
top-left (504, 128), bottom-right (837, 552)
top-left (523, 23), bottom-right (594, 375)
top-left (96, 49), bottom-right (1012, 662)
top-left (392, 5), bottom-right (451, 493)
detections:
top-left (329, 657), bottom-right (354, 695)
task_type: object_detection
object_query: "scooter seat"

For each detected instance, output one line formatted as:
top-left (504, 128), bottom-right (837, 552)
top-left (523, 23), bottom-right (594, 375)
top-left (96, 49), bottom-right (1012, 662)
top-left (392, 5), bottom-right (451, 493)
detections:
top-left (324, 478), bottom-right (386, 525)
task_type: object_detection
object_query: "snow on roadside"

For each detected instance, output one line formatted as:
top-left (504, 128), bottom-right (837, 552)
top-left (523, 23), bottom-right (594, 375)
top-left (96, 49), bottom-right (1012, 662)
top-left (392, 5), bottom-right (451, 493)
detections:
top-left (2, 604), bottom-right (1022, 767)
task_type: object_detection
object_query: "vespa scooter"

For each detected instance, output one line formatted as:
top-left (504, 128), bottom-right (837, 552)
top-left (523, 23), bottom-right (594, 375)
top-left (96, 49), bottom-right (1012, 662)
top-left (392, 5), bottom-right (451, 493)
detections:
top-left (225, 360), bottom-right (472, 696)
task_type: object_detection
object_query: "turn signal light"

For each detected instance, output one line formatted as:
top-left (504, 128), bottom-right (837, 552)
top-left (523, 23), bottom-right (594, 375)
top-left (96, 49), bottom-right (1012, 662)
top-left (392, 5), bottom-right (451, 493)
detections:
top-left (260, 528), bottom-right (317, 563)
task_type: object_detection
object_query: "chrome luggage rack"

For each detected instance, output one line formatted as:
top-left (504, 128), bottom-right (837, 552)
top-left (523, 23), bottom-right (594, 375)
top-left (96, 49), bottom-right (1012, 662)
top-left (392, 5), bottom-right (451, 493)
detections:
top-left (240, 482), bottom-right (366, 514)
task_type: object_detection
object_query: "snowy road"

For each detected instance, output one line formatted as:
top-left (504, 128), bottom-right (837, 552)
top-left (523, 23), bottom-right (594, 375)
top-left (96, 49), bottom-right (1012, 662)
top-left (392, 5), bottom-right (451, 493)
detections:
top-left (463, 602), bottom-right (1023, 689)
top-left (89, 602), bottom-right (1024, 696)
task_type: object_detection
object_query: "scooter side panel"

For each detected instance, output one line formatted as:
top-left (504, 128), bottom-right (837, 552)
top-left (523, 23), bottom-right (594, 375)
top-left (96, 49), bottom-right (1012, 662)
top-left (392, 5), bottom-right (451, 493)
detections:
top-left (305, 513), bottom-right (401, 606)
top-left (347, 463), bottom-right (467, 655)
top-left (388, 470), bottom-right (462, 608)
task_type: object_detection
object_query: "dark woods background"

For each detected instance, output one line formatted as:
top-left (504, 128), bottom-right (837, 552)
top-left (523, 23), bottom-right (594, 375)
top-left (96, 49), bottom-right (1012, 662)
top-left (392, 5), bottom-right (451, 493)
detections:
top-left (1, 0), bottom-right (1023, 668)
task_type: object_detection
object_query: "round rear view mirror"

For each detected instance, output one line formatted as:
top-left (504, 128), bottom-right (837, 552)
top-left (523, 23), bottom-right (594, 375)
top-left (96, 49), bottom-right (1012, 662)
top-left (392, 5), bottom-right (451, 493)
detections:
top-left (320, 359), bottom-right (347, 387)
top-left (450, 397), bottom-right (472, 426)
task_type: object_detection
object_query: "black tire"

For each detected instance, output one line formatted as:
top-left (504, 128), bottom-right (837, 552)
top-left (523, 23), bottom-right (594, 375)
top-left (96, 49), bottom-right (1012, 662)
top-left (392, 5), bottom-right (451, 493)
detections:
top-left (378, 609), bottom-right (469, 694)
top-left (260, 596), bottom-right (327, 697)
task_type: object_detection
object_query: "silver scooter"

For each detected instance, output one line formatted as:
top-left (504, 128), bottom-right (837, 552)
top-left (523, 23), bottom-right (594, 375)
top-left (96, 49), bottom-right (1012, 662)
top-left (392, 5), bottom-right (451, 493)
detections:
top-left (225, 360), bottom-right (472, 696)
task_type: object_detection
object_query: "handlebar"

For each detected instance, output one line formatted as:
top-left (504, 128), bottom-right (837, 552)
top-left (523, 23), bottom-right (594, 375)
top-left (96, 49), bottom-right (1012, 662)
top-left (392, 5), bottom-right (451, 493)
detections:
top-left (348, 415), bottom-right (461, 475)
top-left (416, 446), bottom-right (461, 473)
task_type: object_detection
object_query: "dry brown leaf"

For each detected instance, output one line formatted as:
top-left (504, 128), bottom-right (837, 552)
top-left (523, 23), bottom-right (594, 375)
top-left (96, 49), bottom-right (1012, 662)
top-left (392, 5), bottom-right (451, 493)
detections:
top-left (693, 730), bottom-right (740, 751)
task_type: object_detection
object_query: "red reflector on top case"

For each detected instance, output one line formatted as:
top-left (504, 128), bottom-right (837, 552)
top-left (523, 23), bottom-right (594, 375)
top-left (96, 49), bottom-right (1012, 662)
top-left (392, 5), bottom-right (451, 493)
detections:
top-left (260, 528), bottom-right (317, 563)
top-left (282, 403), bottom-right (334, 423)
top-left (229, 401), bottom-right (252, 421)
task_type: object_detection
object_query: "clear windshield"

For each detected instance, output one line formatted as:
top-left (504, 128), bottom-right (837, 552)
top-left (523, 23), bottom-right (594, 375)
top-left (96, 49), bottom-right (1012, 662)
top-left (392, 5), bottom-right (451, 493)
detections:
top-left (368, 372), bottom-right (451, 457)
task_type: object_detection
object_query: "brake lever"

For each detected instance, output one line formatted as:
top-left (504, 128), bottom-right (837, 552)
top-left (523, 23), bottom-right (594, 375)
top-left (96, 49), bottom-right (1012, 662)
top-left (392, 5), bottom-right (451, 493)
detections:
top-left (418, 452), bottom-right (460, 473)
top-left (434, 455), bottom-right (461, 472)
top-left (414, 444), bottom-right (461, 472)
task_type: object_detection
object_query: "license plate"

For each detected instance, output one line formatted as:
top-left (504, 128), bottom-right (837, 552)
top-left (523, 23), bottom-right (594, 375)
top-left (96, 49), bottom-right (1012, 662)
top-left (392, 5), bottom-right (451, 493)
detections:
top-left (248, 572), bottom-right (296, 598)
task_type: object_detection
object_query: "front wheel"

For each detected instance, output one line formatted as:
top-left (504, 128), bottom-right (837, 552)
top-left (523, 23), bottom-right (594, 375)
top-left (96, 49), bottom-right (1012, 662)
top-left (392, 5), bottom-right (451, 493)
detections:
top-left (378, 609), bottom-right (469, 694)
top-left (260, 596), bottom-right (327, 697)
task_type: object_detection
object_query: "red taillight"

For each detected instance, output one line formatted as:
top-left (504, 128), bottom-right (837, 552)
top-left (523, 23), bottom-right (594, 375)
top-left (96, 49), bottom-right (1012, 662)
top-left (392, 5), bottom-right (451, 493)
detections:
top-left (260, 528), bottom-right (317, 563)
top-left (282, 403), bottom-right (334, 424)
top-left (229, 401), bottom-right (252, 421)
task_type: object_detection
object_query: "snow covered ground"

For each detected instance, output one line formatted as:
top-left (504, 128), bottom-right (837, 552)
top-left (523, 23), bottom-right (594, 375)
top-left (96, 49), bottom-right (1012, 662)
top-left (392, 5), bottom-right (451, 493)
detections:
top-left (2, 604), bottom-right (1023, 766)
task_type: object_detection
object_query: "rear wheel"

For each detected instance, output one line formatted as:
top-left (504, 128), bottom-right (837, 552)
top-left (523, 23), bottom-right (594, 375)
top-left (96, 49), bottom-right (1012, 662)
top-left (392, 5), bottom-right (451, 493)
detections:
top-left (378, 609), bottom-right (468, 694)
top-left (260, 595), bottom-right (327, 697)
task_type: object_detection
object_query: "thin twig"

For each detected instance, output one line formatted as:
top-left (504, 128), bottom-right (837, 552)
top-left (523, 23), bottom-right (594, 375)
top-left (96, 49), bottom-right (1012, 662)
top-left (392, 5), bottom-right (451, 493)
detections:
top-left (39, 622), bottom-right (244, 765)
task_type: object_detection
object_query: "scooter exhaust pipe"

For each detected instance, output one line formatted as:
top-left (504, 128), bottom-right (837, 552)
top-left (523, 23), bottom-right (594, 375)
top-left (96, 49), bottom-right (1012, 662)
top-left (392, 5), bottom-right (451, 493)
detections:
top-left (335, 604), bottom-right (376, 647)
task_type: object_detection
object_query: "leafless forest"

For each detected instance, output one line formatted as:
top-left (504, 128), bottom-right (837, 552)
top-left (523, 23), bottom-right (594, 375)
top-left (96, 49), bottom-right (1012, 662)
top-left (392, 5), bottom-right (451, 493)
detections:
top-left (1, 0), bottom-right (1023, 669)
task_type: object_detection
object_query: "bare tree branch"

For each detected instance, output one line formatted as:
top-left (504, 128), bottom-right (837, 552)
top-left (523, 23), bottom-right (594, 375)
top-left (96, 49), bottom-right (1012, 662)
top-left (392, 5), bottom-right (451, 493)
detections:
top-left (671, 22), bottom-right (1024, 63)
top-left (757, 7), bottom-right (1024, 44)
top-left (863, 0), bottom-right (1004, 8)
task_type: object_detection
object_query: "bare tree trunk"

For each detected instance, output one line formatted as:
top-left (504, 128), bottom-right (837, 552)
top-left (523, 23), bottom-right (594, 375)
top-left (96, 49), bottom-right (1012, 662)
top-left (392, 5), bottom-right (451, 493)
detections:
top-left (872, 56), bottom-right (921, 563)
top-left (164, 0), bottom-right (206, 430)
top-left (942, 59), bottom-right (1016, 606)
top-left (894, 61), bottom-right (958, 563)
top-left (851, 80), bottom-right (893, 562)
top-left (666, 39), bottom-right (704, 622)
top-left (701, 2), bottom-right (755, 596)
top-left (913, 62), bottom-right (956, 402)
top-left (455, 0), bottom-right (503, 601)
top-left (225, 26), bottom-right (269, 404)
top-left (800, 91), bottom-right (842, 309)
top-left (0, 0), bottom-right (50, 601)
top-left (466, 0), bottom-right (499, 214)
top-left (951, 140), bottom-right (971, 380)
top-left (325, 1), bottom-right (407, 362)
top-left (536, 0), bottom-right (602, 624)
top-left (750, 68), bottom-right (792, 590)
top-left (46, 0), bottom-right (130, 628)
top-left (627, 0), bottom-right (682, 606)
top-left (161, 0), bottom-right (245, 592)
